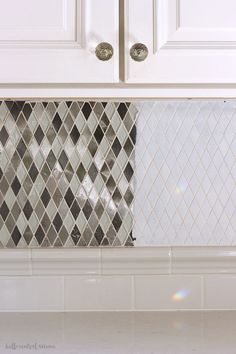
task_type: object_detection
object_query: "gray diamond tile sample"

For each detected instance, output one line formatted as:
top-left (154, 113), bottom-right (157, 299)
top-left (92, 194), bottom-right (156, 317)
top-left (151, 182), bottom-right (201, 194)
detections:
top-left (0, 101), bottom-right (137, 247)
top-left (0, 126), bottom-right (9, 146)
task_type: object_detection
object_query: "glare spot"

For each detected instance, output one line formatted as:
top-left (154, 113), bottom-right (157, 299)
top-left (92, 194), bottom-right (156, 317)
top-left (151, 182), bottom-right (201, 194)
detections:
top-left (172, 289), bottom-right (189, 302)
top-left (87, 278), bottom-right (97, 283)
top-left (175, 181), bottom-right (188, 195)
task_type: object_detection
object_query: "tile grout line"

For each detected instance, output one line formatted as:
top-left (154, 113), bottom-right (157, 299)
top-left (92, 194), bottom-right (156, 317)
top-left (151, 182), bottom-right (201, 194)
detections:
top-left (131, 275), bottom-right (135, 311)
top-left (62, 275), bottom-right (65, 312)
top-left (201, 275), bottom-right (205, 310)
top-left (169, 247), bottom-right (173, 274)
top-left (99, 248), bottom-right (102, 275)
top-left (29, 249), bottom-right (33, 276)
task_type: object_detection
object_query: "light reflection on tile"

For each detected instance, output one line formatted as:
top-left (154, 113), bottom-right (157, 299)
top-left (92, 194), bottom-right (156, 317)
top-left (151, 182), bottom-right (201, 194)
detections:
top-left (0, 101), bottom-right (137, 247)
top-left (172, 289), bottom-right (189, 302)
top-left (134, 101), bottom-right (236, 245)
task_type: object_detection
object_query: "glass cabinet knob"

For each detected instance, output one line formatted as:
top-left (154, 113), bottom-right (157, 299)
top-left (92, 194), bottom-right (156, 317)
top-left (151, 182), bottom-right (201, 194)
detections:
top-left (130, 43), bottom-right (148, 62)
top-left (95, 42), bottom-right (114, 61)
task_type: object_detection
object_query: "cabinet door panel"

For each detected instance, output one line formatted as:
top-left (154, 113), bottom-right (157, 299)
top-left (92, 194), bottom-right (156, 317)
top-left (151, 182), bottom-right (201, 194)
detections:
top-left (125, 0), bottom-right (236, 84)
top-left (0, 0), bottom-right (118, 83)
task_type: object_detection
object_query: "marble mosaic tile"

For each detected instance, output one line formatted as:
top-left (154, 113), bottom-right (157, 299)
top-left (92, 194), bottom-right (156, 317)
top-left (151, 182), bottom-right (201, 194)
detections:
top-left (0, 101), bottom-right (137, 247)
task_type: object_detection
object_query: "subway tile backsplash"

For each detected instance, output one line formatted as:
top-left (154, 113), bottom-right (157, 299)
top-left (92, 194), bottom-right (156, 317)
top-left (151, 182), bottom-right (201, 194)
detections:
top-left (0, 101), bottom-right (137, 247)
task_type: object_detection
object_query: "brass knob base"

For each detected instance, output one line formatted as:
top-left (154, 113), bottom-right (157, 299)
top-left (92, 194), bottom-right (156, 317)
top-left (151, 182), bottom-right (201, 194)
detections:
top-left (130, 43), bottom-right (148, 62)
top-left (95, 42), bottom-right (113, 61)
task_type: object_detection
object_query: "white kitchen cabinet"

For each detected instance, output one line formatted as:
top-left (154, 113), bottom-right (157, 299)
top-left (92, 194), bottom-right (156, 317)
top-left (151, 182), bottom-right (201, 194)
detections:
top-left (1, 0), bottom-right (236, 97)
top-left (125, 0), bottom-right (236, 84)
top-left (0, 0), bottom-right (119, 83)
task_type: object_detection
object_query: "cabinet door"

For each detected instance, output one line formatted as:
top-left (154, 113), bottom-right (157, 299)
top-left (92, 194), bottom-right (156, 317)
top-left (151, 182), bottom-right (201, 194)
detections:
top-left (0, 0), bottom-right (118, 83)
top-left (125, 0), bottom-right (236, 84)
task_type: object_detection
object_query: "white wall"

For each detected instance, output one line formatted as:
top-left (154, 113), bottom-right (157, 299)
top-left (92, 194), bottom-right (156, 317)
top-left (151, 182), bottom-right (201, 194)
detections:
top-left (134, 101), bottom-right (236, 245)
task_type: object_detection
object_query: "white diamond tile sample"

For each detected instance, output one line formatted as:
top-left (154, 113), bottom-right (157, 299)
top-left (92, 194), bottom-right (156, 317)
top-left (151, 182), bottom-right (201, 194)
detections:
top-left (134, 101), bottom-right (236, 245)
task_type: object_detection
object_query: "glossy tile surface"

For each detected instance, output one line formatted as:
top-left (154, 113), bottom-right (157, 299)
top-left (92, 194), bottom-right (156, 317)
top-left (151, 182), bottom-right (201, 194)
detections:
top-left (204, 275), bottom-right (236, 309)
top-left (0, 101), bottom-right (137, 247)
top-left (0, 277), bottom-right (64, 311)
top-left (0, 311), bottom-right (235, 353)
top-left (65, 276), bottom-right (133, 311)
top-left (134, 275), bottom-right (202, 310)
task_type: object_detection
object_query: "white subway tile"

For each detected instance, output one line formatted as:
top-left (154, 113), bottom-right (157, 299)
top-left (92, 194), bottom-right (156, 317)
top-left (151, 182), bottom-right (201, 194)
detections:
top-left (31, 249), bottom-right (100, 275)
top-left (0, 277), bottom-right (64, 311)
top-left (101, 247), bottom-right (170, 275)
top-left (134, 275), bottom-right (202, 310)
top-left (0, 250), bottom-right (31, 275)
top-left (204, 275), bottom-right (236, 309)
top-left (65, 276), bottom-right (133, 311)
top-left (172, 247), bottom-right (236, 274)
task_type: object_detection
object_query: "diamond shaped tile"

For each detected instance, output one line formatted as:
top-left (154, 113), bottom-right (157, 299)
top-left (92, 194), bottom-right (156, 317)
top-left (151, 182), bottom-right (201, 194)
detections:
top-left (0, 101), bottom-right (137, 247)
top-left (134, 101), bottom-right (236, 245)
